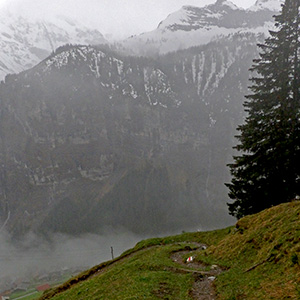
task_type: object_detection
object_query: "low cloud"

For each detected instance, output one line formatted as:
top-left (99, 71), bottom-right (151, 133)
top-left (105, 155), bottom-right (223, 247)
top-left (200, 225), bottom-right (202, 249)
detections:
top-left (0, 228), bottom-right (142, 288)
top-left (2, 0), bottom-right (256, 39)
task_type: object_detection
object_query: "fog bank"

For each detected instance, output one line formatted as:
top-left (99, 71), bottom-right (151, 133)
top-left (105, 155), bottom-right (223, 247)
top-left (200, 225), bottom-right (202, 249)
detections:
top-left (0, 228), bottom-right (143, 289)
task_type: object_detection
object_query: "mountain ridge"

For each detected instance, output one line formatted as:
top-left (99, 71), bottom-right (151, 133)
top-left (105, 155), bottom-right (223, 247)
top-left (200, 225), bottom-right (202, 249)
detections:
top-left (0, 0), bottom-right (283, 80)
top-left (121, 0), bottom-right (282, 56)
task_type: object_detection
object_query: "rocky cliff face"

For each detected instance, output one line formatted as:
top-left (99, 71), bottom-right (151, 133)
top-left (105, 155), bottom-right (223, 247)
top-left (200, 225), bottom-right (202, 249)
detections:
top-left (0, 31), bottom-right (259, 236)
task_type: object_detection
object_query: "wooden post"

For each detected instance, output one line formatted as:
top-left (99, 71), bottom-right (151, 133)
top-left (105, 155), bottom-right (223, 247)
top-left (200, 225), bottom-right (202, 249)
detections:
top-left (111, 246), bottom-right (114, 260)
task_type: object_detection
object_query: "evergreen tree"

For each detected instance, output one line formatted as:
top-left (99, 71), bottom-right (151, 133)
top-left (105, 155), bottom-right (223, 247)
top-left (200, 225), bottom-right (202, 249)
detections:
top-left (226, 0), bottom-right (300, 218)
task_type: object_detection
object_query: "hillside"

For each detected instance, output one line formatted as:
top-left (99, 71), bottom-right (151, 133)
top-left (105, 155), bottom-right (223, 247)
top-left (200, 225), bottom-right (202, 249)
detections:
top-left (38, 201), bottom-right (300, 299)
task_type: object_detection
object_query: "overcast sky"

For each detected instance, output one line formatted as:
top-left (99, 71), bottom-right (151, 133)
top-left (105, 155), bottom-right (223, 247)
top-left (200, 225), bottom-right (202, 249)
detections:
top-left (1, 0), bottom-right (258, 39)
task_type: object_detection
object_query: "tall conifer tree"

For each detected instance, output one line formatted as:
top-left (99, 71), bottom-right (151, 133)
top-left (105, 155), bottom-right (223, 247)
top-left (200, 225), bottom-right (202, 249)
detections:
top-left (226, 0), bottom-right (300, 218)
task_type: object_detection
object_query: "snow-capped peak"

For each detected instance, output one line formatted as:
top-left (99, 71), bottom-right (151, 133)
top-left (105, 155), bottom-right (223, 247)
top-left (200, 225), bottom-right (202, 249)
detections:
top-left (249, 0), bottom-right (283, 12)
top-left (157, 6), bottom-right (191, 29)
top-left (0, 8), bottom-right (107, 81)
top-left (122, 0), bottom-right (277, 57)
top-left (158, 1), bottom-right (241, 31)
top-left (215, 0), bottom-right (239, 10)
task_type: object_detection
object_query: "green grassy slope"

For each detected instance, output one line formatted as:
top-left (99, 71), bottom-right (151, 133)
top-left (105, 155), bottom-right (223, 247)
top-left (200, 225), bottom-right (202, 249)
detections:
top-left (39, 202), bottom-right (300, 299)
top-left (203, 201), bottom-right (300, 299)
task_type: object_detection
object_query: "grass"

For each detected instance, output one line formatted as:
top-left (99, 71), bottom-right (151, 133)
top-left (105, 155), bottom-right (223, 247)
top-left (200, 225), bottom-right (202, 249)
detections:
top-left (196, 201), bottom-right (300, 299)
top-left (39, 201), bottom-right (300, 300)
top-left (41, 243), bottom-right (199, 300)
top-left (19, 292), bottom-right (43, 300)
top-left (10, 290), bottom-right (43, 300)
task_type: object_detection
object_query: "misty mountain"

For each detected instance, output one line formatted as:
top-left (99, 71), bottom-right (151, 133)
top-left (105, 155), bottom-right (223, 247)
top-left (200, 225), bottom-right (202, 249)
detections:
top-left (0, 0), bottom-right (281, 80)
top-left (0, 10), bottom-right (107, 81)
top-left (120, 0), bottom-right (281, 56)
top-left (0, 30), bottom-right (260, 237)
top-left (0, 0), bottom-right (283, 238)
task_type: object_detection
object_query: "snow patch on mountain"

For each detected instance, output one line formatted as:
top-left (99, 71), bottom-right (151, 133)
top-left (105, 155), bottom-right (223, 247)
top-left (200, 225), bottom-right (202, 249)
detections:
top-left (44, 46), bottom-right (105, 72)
top-left (249, 0), bottom-right (283, 12)
top-left (158, 8), bottom-right (191, 29)
top-left (121, 0), bottom-right (278, 56)
top-left (215, 0), bottom-right (239, 10)
top-left (40, 45), bottom-right (179, 108)
top-left (0, 9), bottom-right (107, 81)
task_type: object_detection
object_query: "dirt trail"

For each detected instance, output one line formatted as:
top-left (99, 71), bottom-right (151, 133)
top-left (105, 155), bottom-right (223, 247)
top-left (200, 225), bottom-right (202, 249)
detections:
top-left (170, 244), bottom-right (223, 300)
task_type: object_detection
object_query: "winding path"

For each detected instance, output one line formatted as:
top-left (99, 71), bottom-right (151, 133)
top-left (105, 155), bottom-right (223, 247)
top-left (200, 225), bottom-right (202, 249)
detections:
top-left (170, 243), bottom-right (223, 300)
top-left (41, 242), bottom-right (223, 300)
